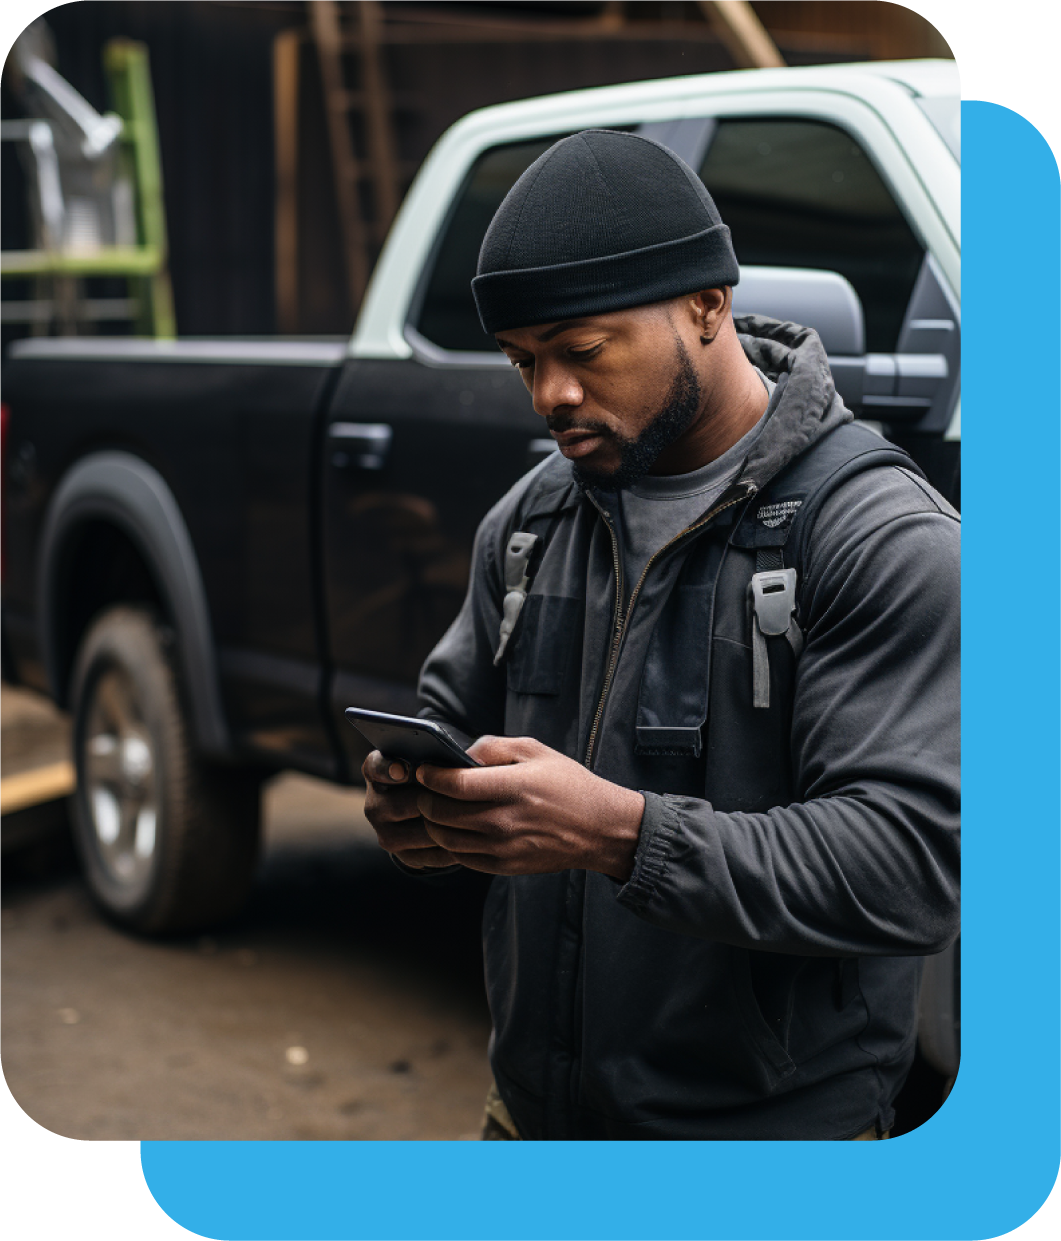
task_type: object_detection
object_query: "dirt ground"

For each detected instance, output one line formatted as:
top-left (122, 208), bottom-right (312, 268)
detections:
top-left (1, 685), bottom-right (494, 1141)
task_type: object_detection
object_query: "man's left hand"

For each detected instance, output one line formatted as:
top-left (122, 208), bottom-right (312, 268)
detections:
top-left (414, 736), bottom-right (644, 881)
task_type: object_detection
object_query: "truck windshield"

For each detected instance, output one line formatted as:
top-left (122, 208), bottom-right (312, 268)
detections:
top-left (916, 97), bottom-right (960, 163)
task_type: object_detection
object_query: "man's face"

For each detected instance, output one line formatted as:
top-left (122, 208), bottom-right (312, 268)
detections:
top-left (495, 303), bottom-right (704, 490)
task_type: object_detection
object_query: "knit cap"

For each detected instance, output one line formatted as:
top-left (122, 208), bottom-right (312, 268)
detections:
top-left (472, 129), bottom-right (740, 335)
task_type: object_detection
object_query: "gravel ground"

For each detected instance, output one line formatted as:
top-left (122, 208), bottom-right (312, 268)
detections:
top-left (2, 685), bottom-right (494, 1141)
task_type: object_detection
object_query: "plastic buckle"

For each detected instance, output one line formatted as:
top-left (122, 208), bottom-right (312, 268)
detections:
top-left (750, 568), bottom-right (798, 636)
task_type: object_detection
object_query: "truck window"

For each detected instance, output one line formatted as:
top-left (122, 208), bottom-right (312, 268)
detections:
top-left (699, 118), bottom-right (924, 352)
top-left (414, 137), bottom-right (570, 352)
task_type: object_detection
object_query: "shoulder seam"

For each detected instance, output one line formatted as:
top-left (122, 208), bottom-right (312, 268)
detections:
top-left (896, 466), bottom-right (957, 517)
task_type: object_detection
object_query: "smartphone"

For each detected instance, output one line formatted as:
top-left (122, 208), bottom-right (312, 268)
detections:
top-left (344, 707), bottom-right (482, 769)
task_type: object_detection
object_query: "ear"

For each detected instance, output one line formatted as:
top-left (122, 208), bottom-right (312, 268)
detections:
top-left (686, 288), bottom-right (731, 343)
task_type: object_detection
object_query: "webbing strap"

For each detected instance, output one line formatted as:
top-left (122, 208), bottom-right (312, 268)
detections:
top-left (750, 547), bottom-right (802, 709)
top-left (751, 620), bottom-right (771, 709)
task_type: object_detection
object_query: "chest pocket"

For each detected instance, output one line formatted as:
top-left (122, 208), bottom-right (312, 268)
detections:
top-left (634, 536), bottom-right (725, 757)
top-left (506, 594), bottom-right (581, 695)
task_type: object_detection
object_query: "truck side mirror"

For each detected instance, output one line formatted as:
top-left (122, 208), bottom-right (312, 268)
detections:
top-left (733, 266), bottom-right (865, 355)
top-left (734, 262), bottom-right (958, 435)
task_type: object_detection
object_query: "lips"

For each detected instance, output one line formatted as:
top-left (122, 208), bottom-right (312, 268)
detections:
top-left (552, 429), bottom-right (605, 458)
top-left (550, 434), bottom-right (600, 459)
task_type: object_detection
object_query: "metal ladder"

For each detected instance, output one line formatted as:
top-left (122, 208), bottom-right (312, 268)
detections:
top-left (0, 35), bottom-right (176, 339)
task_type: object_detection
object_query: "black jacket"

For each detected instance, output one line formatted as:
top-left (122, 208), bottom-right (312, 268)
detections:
top-left (418, 317), bottom-right (961, 1140)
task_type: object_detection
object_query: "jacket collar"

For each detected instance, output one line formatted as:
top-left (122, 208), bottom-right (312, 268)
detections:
top-left (733, 315), bottom-right (852, 493)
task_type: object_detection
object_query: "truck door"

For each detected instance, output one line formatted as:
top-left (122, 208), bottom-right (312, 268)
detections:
top-left (689, 110), bottom-right (959, 500)
top-left (322, 138), bottom-right (566, 775)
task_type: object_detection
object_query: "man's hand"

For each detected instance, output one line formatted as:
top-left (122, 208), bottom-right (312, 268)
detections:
top-left (414, 736), bottom-right (645, 880)
top-left (362, 750), bottom-right (460, 870)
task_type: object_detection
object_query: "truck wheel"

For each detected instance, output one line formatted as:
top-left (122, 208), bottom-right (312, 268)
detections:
top-left (69, 605), bottom-right (261, 934)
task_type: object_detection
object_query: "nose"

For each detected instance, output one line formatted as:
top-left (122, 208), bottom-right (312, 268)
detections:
top-left (532, 359), bottom-right (583, 420)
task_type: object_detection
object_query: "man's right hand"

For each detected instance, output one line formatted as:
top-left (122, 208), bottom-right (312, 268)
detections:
top-left (361, 750), bottom-right (460, 870)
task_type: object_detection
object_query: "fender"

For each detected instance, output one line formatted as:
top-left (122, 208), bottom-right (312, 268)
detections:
top-left (37, 451), bottom-right (231, 756)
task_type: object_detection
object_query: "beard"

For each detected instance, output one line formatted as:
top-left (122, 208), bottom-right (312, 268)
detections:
top-left (569, 336), bottom-right (702, 492)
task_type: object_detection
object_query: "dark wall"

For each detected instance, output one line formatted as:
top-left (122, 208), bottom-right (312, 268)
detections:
top-left (3, 1), bottom-right (292, 339)
top-left (4, 2), bottom-right (925, 339)
top-left (39, 1), bottom-right (288, 337)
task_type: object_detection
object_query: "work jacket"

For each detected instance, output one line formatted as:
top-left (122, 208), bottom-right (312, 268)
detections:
top-left (418, 316), bottom-right (961, 1140)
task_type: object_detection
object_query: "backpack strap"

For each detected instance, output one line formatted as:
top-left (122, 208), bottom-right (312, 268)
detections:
top-left (749, 553), bottom-right (803, 709)
top-left (732, 423), bottom-right (924, 709)
top-left (493, 532), bottom-right (540, 665)
top-left (492, 460), bottom-right (579, 666)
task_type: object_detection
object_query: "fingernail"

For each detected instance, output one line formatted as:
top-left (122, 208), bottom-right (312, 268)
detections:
top-left (388, 761), bottom-right (407, 781)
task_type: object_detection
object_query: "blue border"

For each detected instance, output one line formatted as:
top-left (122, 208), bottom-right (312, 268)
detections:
top-left (140, 101), bottom-right (1060, 1241)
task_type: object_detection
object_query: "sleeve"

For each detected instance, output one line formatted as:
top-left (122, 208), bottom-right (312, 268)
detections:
top-left (616, 467), bottom-right (961, 958)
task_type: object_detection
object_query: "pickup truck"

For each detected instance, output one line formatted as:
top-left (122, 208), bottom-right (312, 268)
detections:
top-left (1, 59), bottom-right (959, 967)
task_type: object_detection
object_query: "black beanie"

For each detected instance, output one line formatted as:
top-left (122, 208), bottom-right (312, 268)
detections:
top-left (472, 129), bottom-right (740, 335)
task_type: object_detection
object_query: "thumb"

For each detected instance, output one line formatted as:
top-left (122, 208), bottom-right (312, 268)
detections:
top-left (363, 750), bottom-right (412, 785)
top-left (466, 734), bottom-right (535, 766)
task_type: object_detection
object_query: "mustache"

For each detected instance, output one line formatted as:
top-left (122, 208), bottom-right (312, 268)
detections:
top-left (546, 416), bottom-right (614, 437)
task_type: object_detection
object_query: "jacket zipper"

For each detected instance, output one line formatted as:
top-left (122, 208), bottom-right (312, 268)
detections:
top-left (582, 479), bottom-right (758, 770)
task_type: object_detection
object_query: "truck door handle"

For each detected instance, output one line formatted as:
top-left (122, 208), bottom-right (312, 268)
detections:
top-left (329, 422), bottom-right (392, 470)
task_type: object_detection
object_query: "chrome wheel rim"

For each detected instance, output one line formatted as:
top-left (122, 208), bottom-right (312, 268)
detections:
top-left (82, 666), bottom-right (158, 889)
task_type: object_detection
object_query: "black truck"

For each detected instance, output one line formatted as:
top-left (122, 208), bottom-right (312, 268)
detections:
top-left (2, 63), bottom-right (960, 973)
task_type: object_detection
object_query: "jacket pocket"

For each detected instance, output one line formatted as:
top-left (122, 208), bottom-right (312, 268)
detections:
top-left (635, 583), bottom-right (713, 754)
top-left (506, 594), bottom-right (579, 695)
top-left (729, 947), bottom-right (798, 1084)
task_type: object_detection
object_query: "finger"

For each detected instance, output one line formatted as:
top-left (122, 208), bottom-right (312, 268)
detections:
top-left (417, 789), bottom-right (511, 833)
top-left (415, 761), bottom-right (522, 804)
top-left (363, 750), bottom-right (412, 785)
top-left (396, 846), bottom-right (460, 870)
top-left (376, 818), bottom-right (443, 854)
top-left (365, 786), bottom-right (423, 825)
top-left (464, 734), bottom-right (540, 765)
top-left (421, 816), bottom-right (502, 854)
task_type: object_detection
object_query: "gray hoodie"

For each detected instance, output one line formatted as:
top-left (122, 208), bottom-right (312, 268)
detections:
top-left (418, 316), bottom-right (960, 1140)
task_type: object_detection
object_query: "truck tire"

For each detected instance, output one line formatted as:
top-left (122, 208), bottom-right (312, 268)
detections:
top-left (69, 605), bottom-right (261, 934)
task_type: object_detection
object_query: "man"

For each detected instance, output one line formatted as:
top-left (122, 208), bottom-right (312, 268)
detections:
top-left (362, 130), bottom-right (960, 1140)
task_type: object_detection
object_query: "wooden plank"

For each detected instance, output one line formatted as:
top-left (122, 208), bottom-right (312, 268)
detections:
top-left (357, 1), bottom-right (401, 238)
top-left (365, 19), bottom-right (729, 45)
top-left (0, 761), bottom-right (76, 816)
top-left (309, 0), bottom-right (370, 308)
top-left (274, 28), bottom-right (301, 335)
top-left (697, 1), bottom-right (786, 68)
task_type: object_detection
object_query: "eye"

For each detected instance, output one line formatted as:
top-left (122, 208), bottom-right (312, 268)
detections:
top-left (509, 357), bottom-right (534, 370)
top-left (568, 343), bottom-right (603, 361)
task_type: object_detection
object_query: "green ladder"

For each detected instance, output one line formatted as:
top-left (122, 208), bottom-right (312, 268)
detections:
top-left (0, 38), bottom-right (176, 338)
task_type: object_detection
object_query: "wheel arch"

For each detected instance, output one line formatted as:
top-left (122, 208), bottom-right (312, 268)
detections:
top-left (37, 451), bottom-right (231, 757)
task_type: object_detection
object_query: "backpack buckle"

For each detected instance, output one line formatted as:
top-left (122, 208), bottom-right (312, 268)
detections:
top-left (750, 568), bottom-right (798, 635)
top-left (493, 532), bottom-right (539, 666)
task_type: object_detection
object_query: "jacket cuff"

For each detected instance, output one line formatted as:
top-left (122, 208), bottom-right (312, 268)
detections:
top-left (616, 791), bottom-right (682, 913)
top-left (389, 854), bottom-right (463, 880)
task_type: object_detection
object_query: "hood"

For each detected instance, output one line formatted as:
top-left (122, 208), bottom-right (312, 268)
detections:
top-left (734, 314), bottom-right (853, 491)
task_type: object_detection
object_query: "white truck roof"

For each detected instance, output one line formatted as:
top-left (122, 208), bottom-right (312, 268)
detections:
top-left (848, 58), bottom-right (1061, 98)
top-left (354, 60), bottom-right (959, 363)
